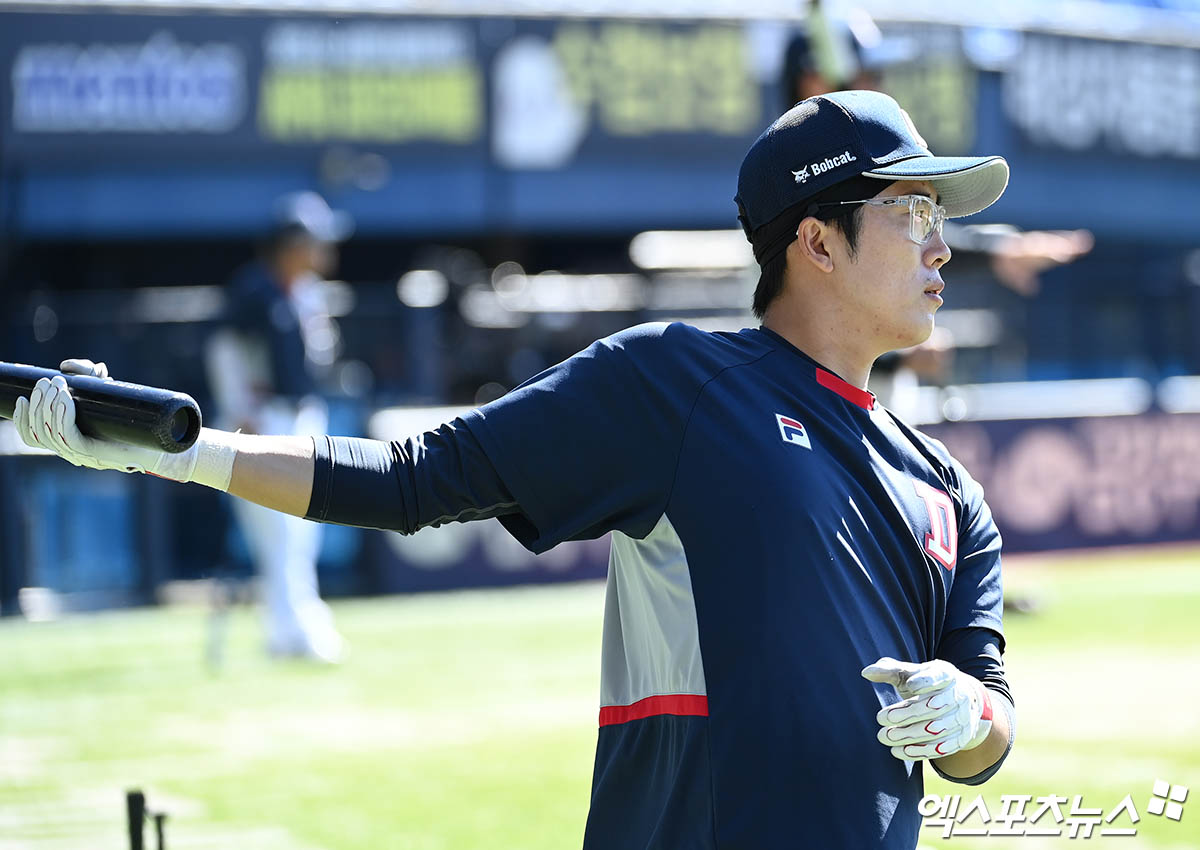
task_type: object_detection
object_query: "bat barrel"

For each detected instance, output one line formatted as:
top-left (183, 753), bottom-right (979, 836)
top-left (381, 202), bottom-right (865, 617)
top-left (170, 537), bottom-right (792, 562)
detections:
top-left (0, 362), bottom-right (202, 453)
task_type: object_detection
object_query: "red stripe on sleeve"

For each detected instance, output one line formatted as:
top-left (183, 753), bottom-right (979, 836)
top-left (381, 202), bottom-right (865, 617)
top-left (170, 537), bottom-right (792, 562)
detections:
top-left (598, 694), bottom-right (709, 727)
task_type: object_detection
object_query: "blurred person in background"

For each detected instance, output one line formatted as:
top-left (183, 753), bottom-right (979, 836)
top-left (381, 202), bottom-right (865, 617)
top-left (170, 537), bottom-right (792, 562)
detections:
top-left (204, 191), bottom-right (351, 664)
top-left (785, 3), bottom-right (1093, 410)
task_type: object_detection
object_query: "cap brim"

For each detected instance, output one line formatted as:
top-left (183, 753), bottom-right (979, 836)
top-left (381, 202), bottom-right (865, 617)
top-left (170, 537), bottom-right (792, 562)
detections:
top-left (862, 155), bottom-right (1009, 217)
top-left (325, 210), bottom-right (355, 243)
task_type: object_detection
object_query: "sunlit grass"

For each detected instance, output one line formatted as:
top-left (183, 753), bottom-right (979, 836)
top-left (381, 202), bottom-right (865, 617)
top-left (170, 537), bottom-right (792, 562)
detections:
top-left (2, 547), bottom-right (1197, 849)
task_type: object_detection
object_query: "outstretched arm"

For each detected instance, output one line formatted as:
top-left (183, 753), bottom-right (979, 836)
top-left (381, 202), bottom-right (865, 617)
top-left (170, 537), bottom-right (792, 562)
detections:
top-left (15, 368), bottom-right (518, 533)
top-left (20, 325), bottom-right (681, 544)
top-left (226, 434), bottom-right (315, 516)
top-left (15, 370), bottom-right (316, 513)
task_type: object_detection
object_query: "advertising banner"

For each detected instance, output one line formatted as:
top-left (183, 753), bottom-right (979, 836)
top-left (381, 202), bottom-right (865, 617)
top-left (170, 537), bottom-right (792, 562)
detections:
top-left (365, 411), bottom-right (1200, 595)
top-left (2, 12), bottom-right (1199, 238)
top-left (925, 413), bottom-right (1200, 552)
top-left (0, 12), bottom-right (766, 166)
top-left (2, 411), bottom-right (1197, 607)
top-left (0, 11), bottom-right (775, 234)
top-left (2, 14), bottom-right (488, 162)
top-left (369, 519), bottom-right (611, 594)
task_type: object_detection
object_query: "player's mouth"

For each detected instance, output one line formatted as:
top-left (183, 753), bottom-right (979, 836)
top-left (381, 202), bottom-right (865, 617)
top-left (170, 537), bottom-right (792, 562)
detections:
top-left (924, 281), bottom-right (944, 305)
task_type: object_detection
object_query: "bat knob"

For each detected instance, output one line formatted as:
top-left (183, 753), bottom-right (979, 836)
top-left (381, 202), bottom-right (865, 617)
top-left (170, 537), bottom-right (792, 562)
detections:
top-left (168, 407), bottom-right (201, 448)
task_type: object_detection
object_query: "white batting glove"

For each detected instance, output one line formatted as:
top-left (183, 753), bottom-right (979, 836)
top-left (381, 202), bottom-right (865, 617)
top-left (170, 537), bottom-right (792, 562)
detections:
top-left (861, 657), bottom-right (993, 761)
top-left (60, 358), bottom-right (109, 380)
top-left (13, 370), bottom-right (237, 490)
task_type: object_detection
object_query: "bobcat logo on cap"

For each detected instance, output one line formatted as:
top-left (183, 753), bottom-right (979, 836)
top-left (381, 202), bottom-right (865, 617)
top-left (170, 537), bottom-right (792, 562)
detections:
top-left (793, 150), bottom-right (858, 185)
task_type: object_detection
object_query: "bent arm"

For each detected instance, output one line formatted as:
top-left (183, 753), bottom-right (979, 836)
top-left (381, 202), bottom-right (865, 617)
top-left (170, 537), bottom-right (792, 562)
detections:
top-left (932, 627), bottom-right (1016, 784)
top-left (931, 690), bottom-right (1013, 781)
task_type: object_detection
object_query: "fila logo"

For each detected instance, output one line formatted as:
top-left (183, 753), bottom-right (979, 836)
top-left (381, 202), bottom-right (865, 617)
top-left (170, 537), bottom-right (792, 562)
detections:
top-left (776, 413), bottom-right (812, 449)
top-left (792, 150), bottom-right (857, 184)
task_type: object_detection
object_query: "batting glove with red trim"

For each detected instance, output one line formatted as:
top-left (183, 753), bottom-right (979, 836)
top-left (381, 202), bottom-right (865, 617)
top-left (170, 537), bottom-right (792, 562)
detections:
top-left (861, 657), bottom-right (993, 760)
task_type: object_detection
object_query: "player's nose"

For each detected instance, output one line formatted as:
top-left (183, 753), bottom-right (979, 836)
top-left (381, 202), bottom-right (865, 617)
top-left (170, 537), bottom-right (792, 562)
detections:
top-left (925, 230), bottom-right (951, 270)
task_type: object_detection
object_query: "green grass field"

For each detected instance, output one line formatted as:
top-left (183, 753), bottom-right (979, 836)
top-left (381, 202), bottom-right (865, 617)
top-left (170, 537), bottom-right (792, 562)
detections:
top-left (2, 545), bottom-right (1198, 849)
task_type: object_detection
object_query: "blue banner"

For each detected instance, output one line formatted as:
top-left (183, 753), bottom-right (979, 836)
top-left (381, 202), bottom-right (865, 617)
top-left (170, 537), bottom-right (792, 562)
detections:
top-left (2, 11), bottom-right (1198, 239)
top-left (2, 14), bottom-right (488, 161)
top-left (367, 412), bottom-right (1200, 594)
top-left (0, 11), bottom-right (773, 236)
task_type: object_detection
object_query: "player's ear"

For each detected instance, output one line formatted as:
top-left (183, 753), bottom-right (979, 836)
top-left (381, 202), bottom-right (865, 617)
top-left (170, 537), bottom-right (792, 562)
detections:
top-left (792, 216), bottom-right (835, 274)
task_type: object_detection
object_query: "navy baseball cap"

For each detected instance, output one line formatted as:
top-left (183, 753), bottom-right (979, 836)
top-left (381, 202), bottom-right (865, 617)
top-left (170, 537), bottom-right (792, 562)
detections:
top-left (736, 90), bottom-right (1008, 256)
top-left (272, 191), bottom-right (354, 243)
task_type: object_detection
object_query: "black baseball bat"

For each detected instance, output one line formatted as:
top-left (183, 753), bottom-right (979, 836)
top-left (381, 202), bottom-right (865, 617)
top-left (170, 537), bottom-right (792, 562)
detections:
top-left (0, 362), bottom-right (202, 453)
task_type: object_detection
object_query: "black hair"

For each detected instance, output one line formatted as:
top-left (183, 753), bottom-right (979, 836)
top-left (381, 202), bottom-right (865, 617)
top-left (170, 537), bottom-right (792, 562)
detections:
top-left (263, 223), bottom-right (317, 259)
top-left (752, 251), bottom-right (788, 321)
top-left (751, 176), bottom-right (885, 319)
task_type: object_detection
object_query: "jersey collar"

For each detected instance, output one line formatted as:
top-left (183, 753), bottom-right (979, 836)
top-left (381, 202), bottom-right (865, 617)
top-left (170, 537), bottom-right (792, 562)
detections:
top-left (754, 327), bottom-right (877, 411)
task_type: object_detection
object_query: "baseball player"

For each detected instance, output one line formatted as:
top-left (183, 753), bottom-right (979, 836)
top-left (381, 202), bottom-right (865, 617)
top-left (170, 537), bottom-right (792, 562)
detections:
top-left (205, 191), bottom-right (350, 663)
top-left (15, 91), bottom-right (1014, 848)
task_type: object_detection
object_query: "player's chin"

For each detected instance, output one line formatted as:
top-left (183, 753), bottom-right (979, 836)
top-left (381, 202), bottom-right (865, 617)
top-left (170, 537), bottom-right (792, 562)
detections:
top-left (895, 317), bottom-right (936, 350)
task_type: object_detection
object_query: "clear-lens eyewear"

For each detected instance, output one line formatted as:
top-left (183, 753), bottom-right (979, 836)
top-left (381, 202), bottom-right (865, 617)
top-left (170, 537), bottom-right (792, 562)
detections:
top-left (811, 194), bottom-right (947, 245)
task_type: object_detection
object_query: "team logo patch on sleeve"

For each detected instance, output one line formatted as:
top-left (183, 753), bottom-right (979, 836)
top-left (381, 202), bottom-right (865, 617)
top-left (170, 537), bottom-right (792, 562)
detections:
top-left (775, 413), bottom-right (812, 449)
top-left (913, 479), bottom-right (957, 570)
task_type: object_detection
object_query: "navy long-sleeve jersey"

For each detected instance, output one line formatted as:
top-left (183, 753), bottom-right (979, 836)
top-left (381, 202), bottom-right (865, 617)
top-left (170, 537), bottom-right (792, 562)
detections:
top-left (308, 322), bottom-right (1010, 849)
top-left (223, 260), bottom-right (318, 399)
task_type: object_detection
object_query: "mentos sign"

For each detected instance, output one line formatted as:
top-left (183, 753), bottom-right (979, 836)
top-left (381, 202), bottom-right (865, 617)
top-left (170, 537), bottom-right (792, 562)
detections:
top-left (12, 32), bottom-right (245, 133)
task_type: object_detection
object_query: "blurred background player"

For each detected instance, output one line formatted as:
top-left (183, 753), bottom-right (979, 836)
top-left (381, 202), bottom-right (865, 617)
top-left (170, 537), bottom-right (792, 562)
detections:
top-left (205, 191), bottom-right (351, 663)
top-left (783, 2), bottom-right (1094, 412)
